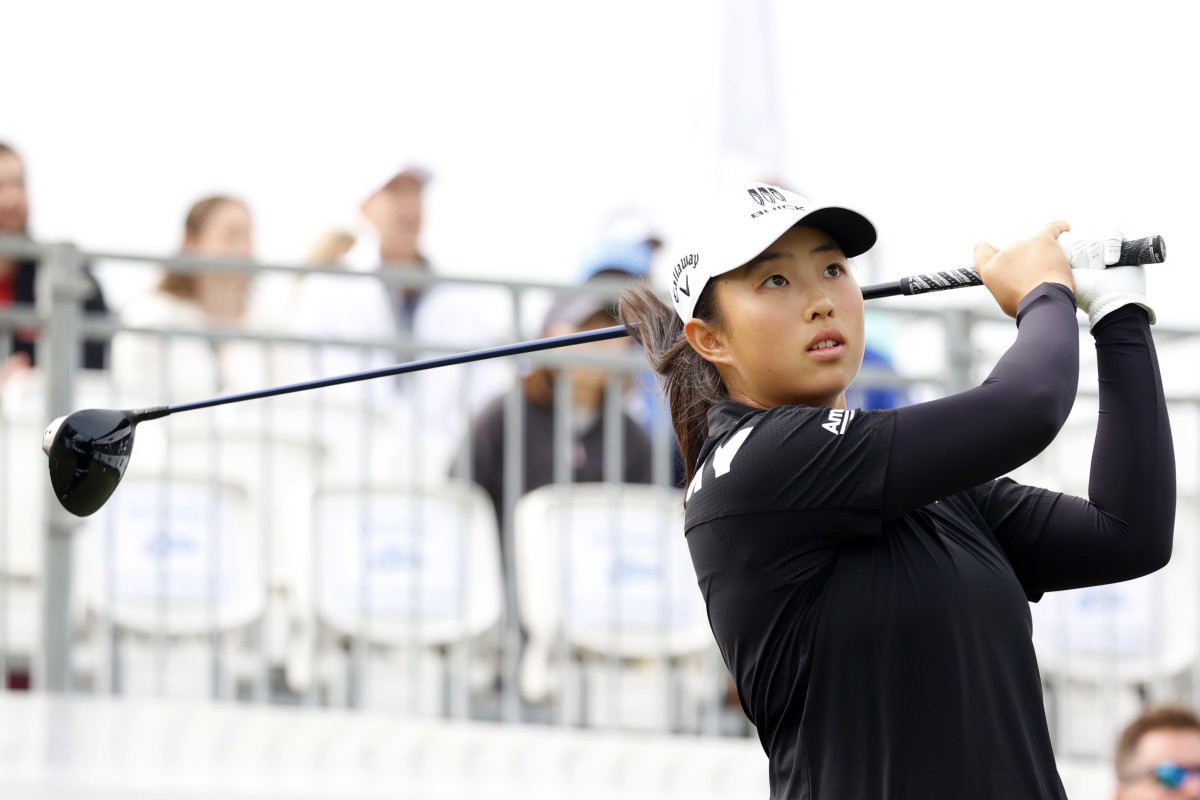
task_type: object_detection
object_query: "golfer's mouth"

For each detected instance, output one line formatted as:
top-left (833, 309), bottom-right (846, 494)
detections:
top-left (807, 330), bottom-right (845, 360)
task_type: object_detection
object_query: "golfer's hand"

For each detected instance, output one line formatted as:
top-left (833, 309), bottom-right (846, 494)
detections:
top-left (1058, 227), bottom-right (1156, 331)
top-left (975, 221), bottom-right (1076, 318)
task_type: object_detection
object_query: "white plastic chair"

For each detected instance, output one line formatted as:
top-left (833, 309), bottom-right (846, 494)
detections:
top-left (513, 483), bottom-right (721, 731)
top-left (0, 369), bottom-right (123, 667)
top-left (75, 474), bottom-right (264, 698)
top-left (0, 415), bottom-right (47, 666)
top-left (286, 479), bottom-right (504, 715)
top-left (149, 403), bottom-right (330, 668)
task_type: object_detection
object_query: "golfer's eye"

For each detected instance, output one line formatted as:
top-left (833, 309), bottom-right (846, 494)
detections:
top-left (762, 274), bottom-right (788, 289)
top-left (824, 264), bottom-right (846, 278)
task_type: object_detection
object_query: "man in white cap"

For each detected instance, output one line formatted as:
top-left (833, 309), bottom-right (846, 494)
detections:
top-left (287, 159), bottom-right (513, 475)
top-left (343, 160), bottom-right (434, 333)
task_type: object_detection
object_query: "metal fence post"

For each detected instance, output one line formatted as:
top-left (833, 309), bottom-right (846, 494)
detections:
top-left (34, 241), bottom-right (86, 692)
top-left (500, 378), bottom-right (526, 722)
top-left (944, 308), bottom-right (975, 396)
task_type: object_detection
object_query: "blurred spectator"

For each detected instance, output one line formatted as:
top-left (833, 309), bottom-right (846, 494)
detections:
top-left (0, 141), bottom-right (109, 378)
top-left (288, 160), bottom-right (512, 473)
top-left (578, 223), bottom-right (683, 486)
top-left (345, 161), bottom-right (432, 328)
top-left (846, 343), bottom-right (910, 410)
top-left (579, 237), bottom-right (655, 285)
top-left (593, 207), bottom-right (664, 266)
top-left (452, 293), bottom-right (653, 533)
top-left (112, 195), bottom-right (262, 404)
top-left (1115, 704), bottom-right (1200, 799)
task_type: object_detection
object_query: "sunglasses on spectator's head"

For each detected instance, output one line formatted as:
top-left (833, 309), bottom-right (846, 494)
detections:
top-left (1125, 762), bottom-right (1200, 790)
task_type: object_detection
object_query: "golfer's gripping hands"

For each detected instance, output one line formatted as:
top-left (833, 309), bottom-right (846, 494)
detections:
top-left (1059, 226), bottom-right (1156, 330)
top-left (973, 221), bottom-right (1156, 330)
top-left (974, 220), bottom-right (1076, 318)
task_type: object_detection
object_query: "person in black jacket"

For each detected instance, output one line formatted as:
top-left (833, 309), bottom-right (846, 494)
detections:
top-left (453, 293), bottom-right (653, 538)
top-left (617, 181), bottom-right (1174, 799)
top-left (0, 141), bottom-right (109, 376)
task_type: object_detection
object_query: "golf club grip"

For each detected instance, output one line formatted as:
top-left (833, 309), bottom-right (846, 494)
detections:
top-left (1116, 234), bottom-right (1166, 266)
top-left (861, 234), bottom-right (1165, 301)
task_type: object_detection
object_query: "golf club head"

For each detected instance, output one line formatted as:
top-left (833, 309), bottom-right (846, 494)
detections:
top-left (43, 408), bottom-right (139, 517)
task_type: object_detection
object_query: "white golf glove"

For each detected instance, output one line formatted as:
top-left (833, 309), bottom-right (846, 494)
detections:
top-left (1057, 228), bottom-right (1155, 331)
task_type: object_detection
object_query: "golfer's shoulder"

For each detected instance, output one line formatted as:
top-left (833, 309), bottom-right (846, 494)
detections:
top-left (708, 402), bottom-right (894, 445)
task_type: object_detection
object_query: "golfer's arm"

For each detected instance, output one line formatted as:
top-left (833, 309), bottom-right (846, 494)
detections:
top-left (881, 283), bottom-right (1080, 519)
top-left (1027, 306), bottom-right (1175, 590)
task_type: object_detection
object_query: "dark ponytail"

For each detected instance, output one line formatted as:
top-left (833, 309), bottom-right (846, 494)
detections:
top-left (618, 281), bottom-right (727, 486)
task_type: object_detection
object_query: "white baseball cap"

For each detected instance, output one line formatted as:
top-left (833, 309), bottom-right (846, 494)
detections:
top-left (358, 158), bottom-right (433, 204)
top-left (669, 183), bottom-right (876, 322)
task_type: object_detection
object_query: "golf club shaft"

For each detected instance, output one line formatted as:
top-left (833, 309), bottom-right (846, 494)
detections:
top-left (138, 233), bottom-right (1164, 420)
top-left (151, 325), bottom-right (634, 419)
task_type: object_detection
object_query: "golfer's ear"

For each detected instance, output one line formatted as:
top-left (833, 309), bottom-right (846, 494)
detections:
top-left (684, 318), bottom-right (732, 366)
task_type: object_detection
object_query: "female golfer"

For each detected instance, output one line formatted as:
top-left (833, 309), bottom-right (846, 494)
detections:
top-left (618, 183), bottom-right (1174, 799)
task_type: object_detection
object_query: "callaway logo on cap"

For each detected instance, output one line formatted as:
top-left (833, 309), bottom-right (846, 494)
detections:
top-left (669, 183), bottom-right (878, 322)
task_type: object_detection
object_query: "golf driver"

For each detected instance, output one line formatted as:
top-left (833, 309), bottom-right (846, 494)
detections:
top-left (43, 234), bottom-right (1166, 517)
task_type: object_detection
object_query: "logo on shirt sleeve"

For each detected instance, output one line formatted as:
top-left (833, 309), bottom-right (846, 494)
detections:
top-left (821, 408), bottom-right (856, 435)
top-left (686, 426), bottom-right (754, 502)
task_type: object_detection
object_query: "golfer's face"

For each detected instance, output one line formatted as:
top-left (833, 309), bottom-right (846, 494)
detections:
top-left (711, 225), bottom-right (865, 410)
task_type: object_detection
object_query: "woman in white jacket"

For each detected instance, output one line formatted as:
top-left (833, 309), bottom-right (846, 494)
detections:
top-left (113, 195), bottom-right (261, 406)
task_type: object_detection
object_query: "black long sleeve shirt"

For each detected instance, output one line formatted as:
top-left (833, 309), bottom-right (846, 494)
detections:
top-left (683, 284), bottom-right (1174, 799)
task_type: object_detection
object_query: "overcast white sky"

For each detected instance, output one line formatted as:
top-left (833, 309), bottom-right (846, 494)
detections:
top-left (4, 0), bottom-right (1198, 325)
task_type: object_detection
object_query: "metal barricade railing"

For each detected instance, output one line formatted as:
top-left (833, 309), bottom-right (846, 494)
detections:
top-left (1, 234), bottom-right (1197, 751)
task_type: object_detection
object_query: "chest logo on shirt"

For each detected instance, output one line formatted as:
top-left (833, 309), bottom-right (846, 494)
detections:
top-left (822, 408), bottom-right (856, 435)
